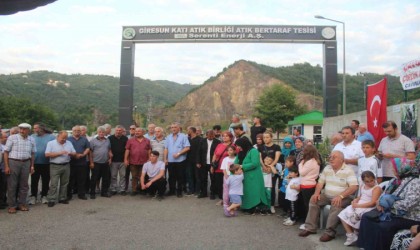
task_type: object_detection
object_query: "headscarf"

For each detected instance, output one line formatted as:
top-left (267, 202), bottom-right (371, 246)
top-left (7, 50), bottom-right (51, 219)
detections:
top-left (303, 139), bottom-right (314, 147)
top-left (391, 157), bottom-right (419, 180)
top-left (293, 136), bottom-right (304, 152)
top-left (255, 133), bottom-right (264, 145)
top-left (281, 136), bottom-right (295, 158)
top-left (383, 157), bottom-right (420, 194)
top-left (291, 136), bottom-right (305, 166)
top-left (235, 137), bottom-right (253, 164)
top-left (379, 158), bottom-right (419, 221)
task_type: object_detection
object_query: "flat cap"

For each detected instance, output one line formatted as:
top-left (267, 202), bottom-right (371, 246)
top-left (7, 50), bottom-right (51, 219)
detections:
top-left (18, 123), bottom-right (32, 130)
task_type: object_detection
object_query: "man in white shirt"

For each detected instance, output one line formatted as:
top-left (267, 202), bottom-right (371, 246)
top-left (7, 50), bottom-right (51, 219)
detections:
top-left (45, 131), bottom-right (76, 207)
top-left (333, 126), bottom-right (364, 175)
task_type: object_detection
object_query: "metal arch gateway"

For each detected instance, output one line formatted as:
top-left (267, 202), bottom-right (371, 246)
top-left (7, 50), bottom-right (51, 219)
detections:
top-left (119, 25), bottom-right (338, 128)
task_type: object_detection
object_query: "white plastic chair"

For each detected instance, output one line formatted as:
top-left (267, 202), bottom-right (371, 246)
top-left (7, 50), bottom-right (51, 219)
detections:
top-left (378, 180), bottom-right (390, 191)
top-left (319, 205), bottom-right (330, 229)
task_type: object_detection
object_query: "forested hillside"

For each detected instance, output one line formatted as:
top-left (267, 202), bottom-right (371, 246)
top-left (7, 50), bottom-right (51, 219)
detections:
top-left (0, 71), bottom-right (194, 129)
top-left (250, 61), bottom-right (418, 114)
top-left (1, 62), bottom-right (413, 130)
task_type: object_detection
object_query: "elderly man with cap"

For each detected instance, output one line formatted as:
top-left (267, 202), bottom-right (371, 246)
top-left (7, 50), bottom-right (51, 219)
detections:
top-left (4, 123), bottom-right (36, 214)
top-left (45, 131), bottom-right (76, 207)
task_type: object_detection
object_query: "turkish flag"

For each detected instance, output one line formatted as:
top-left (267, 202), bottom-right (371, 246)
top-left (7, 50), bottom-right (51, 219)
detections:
top-left (367, 78), bottom-right (387, 144)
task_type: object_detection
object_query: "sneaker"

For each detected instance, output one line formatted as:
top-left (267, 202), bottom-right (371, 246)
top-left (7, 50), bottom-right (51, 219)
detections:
top-left (283, 217), bottom-right (291, 222)
top-left (28, 196), bottom-right (36, 205)
top-left (299, 224), bottom-right (306, 230)
top-left (283, 218), bottom-right (296, 226)
top-left (260, 209), bottom-right (267, 216)
top-left (41, 196), bottom-right (48, 204)
top-left (344, 233), bottom-right (358, 246)
top-left (270, 206), bottom-right (276, 214)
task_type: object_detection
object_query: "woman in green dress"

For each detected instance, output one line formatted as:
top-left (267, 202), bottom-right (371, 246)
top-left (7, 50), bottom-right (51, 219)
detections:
top-left (234, 137), bottom-right (268, 213)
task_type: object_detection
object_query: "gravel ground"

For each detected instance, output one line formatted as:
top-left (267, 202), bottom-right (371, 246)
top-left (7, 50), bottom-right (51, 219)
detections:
top-left (0, 193), bottom-right (356, 250)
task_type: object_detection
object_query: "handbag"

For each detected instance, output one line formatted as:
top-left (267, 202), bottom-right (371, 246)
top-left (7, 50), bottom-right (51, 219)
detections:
top-left (364, 209), bottom-right (381, 222)
top-left (366, 177), bottom-right (416, 222)
top-left (211, 144), bottom-right (230, 169)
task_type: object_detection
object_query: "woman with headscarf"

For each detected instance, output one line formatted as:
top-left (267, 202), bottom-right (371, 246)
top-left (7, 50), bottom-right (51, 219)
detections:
top-left (276, 137), bottom-right (295, 213)
top-left (290, 137), bottom-right (304, 166)
top-left (280, 137), bottom-right (296, 163)
top-left (253, 133), bottom-right (264, 149)
top-left (234, 137), bottom-right (268, 214)
top-left (390, 224), bottom-right (420, 250)
top-left (357, 160), bottom-right (420, 250)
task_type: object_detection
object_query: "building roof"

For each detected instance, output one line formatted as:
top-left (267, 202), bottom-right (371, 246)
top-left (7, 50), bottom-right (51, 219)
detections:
top-left (288, 110), bottom-right (323, 126)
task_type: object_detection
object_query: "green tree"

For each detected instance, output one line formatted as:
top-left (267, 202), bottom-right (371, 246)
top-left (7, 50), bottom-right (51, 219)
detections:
top-left (254, 84), bottom-right (306, 134)
top-left (0, 96), bottom-right (60, 129)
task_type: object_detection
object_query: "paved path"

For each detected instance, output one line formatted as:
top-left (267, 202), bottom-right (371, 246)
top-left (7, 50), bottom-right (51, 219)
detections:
top-left (0, 194), bottom-right (357, 249)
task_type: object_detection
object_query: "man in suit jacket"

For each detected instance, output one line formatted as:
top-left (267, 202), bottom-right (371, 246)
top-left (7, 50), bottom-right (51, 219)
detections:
top-left (196, 130), bottom-right (220, 199)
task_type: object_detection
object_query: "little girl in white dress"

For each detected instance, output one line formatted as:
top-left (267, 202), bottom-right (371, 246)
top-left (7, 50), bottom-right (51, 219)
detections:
top-left (338, 170), bottom-right (382, 246)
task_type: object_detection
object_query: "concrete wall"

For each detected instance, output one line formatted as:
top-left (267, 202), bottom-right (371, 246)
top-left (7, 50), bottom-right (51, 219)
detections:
top-left (323, 99), bottom-right (420, 138)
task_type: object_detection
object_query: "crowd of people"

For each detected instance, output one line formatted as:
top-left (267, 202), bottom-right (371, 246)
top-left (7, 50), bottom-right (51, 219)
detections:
top-left (0, 117), bottom-right (419, 250)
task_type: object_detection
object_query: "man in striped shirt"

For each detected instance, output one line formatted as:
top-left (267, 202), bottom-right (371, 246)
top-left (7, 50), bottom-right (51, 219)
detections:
top-left (298, 150), bottom-right (358, 242)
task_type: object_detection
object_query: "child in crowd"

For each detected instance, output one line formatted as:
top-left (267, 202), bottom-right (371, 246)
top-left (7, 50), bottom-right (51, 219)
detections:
top-left (338, 170), bottom-right (382, 246)
top-left (279, 155), bottom-right (296, 215)
top-left (261, 156), bottom-right (277, 215)
top-left (226, 164), bottom-right (244, 216)
top-left (221, 146), bottom-right (237, 178)
top-left (358, 140), bottom-right (382, 184)
top-left (283, 166), bottom-right (300, 226)
top-left (221, 146), bottom-right (237, 212)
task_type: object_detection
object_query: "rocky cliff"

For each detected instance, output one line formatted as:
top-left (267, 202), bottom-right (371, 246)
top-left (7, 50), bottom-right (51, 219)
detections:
top-left (156, 60), bottom-right (323, 128)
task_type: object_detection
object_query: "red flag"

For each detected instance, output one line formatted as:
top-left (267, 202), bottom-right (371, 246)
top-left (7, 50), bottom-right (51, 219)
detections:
top-left (367, 78), bottom-right (387, 144)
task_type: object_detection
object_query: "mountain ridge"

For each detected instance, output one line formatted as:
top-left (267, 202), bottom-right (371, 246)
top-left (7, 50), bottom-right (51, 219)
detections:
top-left (0, 61), bottom-right (413, 130)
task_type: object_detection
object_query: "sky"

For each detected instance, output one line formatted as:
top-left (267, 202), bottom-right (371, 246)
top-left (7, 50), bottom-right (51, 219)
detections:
top-left (0, 0), bottom-right (418, 85)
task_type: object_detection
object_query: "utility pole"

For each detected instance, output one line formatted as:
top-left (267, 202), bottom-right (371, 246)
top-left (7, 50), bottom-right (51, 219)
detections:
top-left (313, 81), bottom-right (316, 109)
top-left (145, 94), bottom-right (153, 122)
